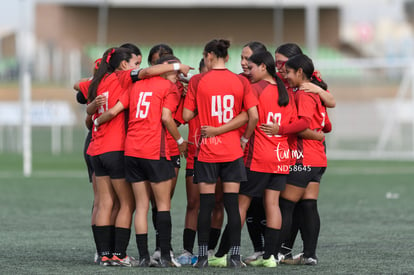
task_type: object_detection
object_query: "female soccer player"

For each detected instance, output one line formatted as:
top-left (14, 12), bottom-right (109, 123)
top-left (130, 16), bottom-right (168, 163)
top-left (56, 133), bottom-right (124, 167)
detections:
top-left (241, 50), bottom-right (296, 267)
top-left (147, 44), bottom-right (182, 266)
top-left (94, 55), bottom-right (188, 268)
top-left (276, 54), bottom-right (331, 265)
top-left (239, 41), bottom-right (269, 264)
top-left (183, 39), bottom-right (258, 268)
top-left (273, 43), bottom-right (334, 263)
top-left (85, 47), bottom-right (137, 266)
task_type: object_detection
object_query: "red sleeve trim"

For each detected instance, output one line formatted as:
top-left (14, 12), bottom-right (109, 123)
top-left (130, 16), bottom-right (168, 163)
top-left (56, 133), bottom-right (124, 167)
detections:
top-left (278, 116), bottom-right (311, 135)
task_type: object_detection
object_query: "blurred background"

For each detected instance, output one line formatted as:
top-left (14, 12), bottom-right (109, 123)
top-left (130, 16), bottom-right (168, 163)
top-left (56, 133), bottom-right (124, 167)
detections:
top-left (1, 0), bottom-right (414, 176)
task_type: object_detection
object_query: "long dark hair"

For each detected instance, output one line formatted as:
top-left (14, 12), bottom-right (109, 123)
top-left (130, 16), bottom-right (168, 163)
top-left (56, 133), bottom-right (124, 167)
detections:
top-left (249, 51), bottom-right (289, 106)
top-left (148, 44), bottom-right (174, 65)
top-left (88, 47), bottom-right (132, 102)
top-left (204, 39), bottom-right (230, 58)
top-left (285, 54), bottom-right (328, 90)
top-left (244, 41), bottom-right (267, 54)
top-left (120, 43), bottom-right (142, 56)
top-left (275, 43), bottom-right (303, 58)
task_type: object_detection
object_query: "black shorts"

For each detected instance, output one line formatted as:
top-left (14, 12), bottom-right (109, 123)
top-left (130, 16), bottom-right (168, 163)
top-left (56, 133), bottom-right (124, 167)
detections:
top-left (125, 156), bottom-right (175, 183)
top-left (240, 169), bottom-right (287, 197)
top-left (287, 164), bottom-right (326, 188)
top-left (195, 157), bottom-right (247, 184)
top-left (83, 131), bottom-right (94, 182)
top-left (91, 151), bottom-right (125, 179)
top-left (170, 155), bottom-right (181, 168)
top-left (186, 169), bottom-right (194, 178)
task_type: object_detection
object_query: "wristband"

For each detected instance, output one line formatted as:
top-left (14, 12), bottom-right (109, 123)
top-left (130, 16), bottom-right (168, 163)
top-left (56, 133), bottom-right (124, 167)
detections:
top-left (173, 63), bottom-right (180, 71)
top-left (176, 137), bottom-right (184, 145)
top-left (94, 119), bottom-right (99, 126)
top-left (240, 136), bottom-right (249, 143)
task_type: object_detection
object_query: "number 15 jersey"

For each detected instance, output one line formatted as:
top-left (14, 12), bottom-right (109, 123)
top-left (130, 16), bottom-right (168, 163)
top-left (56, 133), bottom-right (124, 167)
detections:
top-left (120, 76), bottom-right (180, 160)
top-left (184, 68), bottom-right (258, 163)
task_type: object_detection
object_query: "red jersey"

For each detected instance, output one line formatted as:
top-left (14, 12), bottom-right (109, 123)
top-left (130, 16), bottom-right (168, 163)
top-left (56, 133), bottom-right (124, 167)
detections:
top-left (294, 90), bottom-right (327, 167)
top-left (185, 114), bottom-right (201, 170)
top-left (184, 69), bottom-right (258, 163)
top-left (165, 82), bottom-right (184, 157)
top-left (87, 73), bottom-right (126, 156)
top-left (120, 76), bottom-right (180, 160)
top-left (115, 69), bottom-right (136, 89)
top-left (79, 80), bottom-right (91, 100)
top-left (244, 80), bottom-right (296, 174)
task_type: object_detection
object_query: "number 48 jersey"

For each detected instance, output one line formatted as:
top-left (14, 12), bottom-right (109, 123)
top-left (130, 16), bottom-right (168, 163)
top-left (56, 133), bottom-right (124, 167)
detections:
top-left (184, 68), bottom-right (258, 163)
top-left (119, 76), bottom-right (180, 160)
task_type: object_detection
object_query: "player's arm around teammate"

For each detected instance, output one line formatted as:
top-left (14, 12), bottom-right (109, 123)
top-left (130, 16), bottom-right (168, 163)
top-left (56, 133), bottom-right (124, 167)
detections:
top-left (86, 47), bottom-right (138, 266)
top-left (95, 56), bottom-right (187, 267)
top-left (278, 54), bottom-right (330, 265)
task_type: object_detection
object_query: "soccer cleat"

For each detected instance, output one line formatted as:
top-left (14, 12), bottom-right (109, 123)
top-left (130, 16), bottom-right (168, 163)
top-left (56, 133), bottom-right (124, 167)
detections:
top-left (152, 249), bottom-right (161, 261)
top-left (169, 250), bottom-right (182, 267)
top-left (111, 255), bottom-right (138, 267)
top-left (228, 257), bottom-right (246, 268)
top-left (96, 256), bottom-right (112, 266)
top-left (281, 252), bottom-right (303, 265)
top-left (302, 256), bottom-right (318, 265)
top-left (158, 257), bottom-right (176, 268)
top-left (193, 256), bottom-right (208, 268)
top-left (277, 245), bottom-right (293, 263)
top-left (137, 257), bottom-right (152, 267)
top-left (244, 251), bottom-right (264, 265)
top-left (262, 255), bottom-right (277, 267)
top-left (176, 250), bottom-right (195, 265)
top-left (208, 254), bottom-right (227, 267)
top-left (247, 256), bottom-right (263, 267)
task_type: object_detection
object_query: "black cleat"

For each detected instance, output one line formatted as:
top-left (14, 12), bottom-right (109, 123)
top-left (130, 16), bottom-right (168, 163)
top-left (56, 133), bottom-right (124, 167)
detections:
top-left (229, 257), bottom-right (246, 268)
top-left (193, 256), bottom-right (208, 268)
top-left (158, 257), bottom-right (176, 268)
top-left (138, 257), bottom-right (152, 267)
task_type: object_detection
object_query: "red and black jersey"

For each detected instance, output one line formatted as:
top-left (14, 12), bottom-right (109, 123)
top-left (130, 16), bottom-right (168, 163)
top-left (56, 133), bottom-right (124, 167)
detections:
top-left (244, 80), bottom-right (297, 174)
top-left (120, 76), bottom-right (180, 160)
top-left (184, 69), bottom-right (258, 163)
top-left (294, 90), bottom-right (328, 167)
top-left (87, 73), bottom-right (126, 156)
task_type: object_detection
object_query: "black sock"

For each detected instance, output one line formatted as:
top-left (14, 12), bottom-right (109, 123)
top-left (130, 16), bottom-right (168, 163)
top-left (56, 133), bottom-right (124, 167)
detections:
top-left (223, 193), bottom-right (241, 257)
top-left (246, 197), bottom-right (265, 252)
top-left (136, 234), bottom-right (149, 259)
top-left (94, 225), bottom-right (113, 257)
top-left (152, 206), bottom-right (159, 251)
top-left (278, 198), bottom-right (296, 254)
top-left (263, 227), bottom-right (280, 259)
top-left (109, 225), bottom-right (115, 255)
top-left (113, 227), bottom-right (131, 259)
top-left (208, 228), bottom-right (221, 251)
top-left (157, 211), bottom-right (172, 260)
top-left (183, 228), bottom-right (196, 254)
top-left (197, 194), bottom-right (215, 257)
top-left (281, 201), bottom-right (304, 256)
top-left (215, 225), bottom-right (229, 257)
top-left (92, 225), bottom-right (100, 253)
top-left (300, 199), bottom-right (320, 258)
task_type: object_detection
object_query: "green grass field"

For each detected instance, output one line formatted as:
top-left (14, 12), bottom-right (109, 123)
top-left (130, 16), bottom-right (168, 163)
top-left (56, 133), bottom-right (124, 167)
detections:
top-left (1, 131), bottom-right (414, 274)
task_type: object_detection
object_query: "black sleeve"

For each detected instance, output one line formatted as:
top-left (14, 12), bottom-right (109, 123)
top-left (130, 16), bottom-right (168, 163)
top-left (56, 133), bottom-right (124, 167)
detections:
top-left (130, 68), bottom-right (143, 83)
top-left (76, 91), bottom-right (87, 104)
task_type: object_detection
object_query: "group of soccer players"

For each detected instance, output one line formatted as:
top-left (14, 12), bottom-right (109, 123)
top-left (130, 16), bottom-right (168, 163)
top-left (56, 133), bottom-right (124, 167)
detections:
top-left (73, 39), bottom-right (334, 268)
